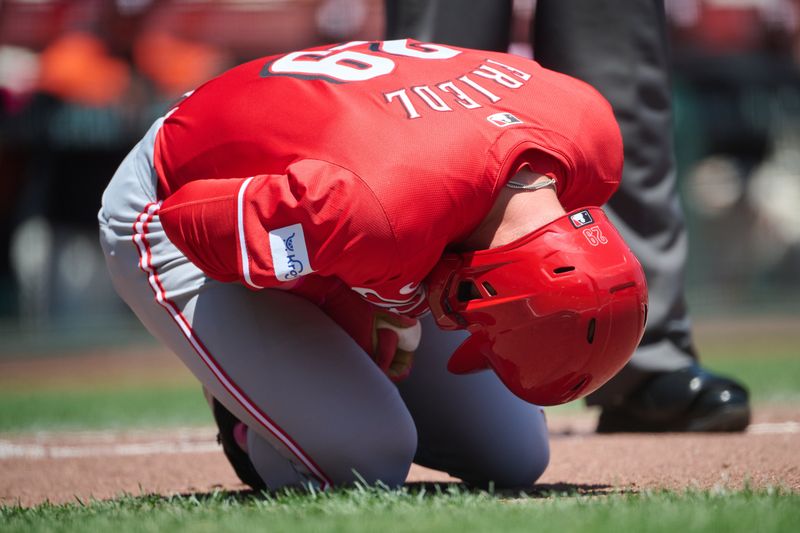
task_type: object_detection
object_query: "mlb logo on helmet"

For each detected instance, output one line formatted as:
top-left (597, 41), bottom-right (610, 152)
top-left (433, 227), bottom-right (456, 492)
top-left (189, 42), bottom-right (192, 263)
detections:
top-left (487, 112), bottom-right (523, 127)
top-left (569, 210), bottom-right (594, 228)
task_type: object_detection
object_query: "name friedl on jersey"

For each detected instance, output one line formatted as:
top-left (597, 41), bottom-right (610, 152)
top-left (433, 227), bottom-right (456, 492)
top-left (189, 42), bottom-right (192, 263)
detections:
top-left (383, 58), bottom-right (532, 120)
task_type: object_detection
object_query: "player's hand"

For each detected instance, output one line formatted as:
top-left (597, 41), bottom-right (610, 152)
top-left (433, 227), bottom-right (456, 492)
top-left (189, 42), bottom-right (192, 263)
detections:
top-left (372, 312), bottom-right (420, 382)
top-left (319, 282), bottom-right (421, 382)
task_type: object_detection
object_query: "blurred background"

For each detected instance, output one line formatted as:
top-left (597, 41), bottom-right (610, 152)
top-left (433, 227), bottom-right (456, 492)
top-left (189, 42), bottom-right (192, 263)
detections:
top-left (0, 0), bottom-right (798, 354)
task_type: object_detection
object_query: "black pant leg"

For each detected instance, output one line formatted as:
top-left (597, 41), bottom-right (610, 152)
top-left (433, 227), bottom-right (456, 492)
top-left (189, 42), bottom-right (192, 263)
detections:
top-left (533, 0), bottom-right (697, 406)
top-left (384, 0), bottom-right (512, 51)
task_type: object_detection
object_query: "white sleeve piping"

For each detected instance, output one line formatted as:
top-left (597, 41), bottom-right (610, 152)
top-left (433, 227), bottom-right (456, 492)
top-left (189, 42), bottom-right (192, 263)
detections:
top-left (237, 177), bottom-right (264, 289)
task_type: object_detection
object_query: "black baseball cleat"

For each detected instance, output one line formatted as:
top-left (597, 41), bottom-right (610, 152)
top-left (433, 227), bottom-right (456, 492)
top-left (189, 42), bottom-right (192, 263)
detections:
top-left (596, 364), bottom-right (751, 433)
top-left (210, 398), bottom-right (266, 491)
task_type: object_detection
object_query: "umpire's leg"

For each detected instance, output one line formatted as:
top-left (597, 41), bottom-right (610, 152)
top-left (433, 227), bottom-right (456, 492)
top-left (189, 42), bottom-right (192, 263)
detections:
top-left (533, 0), bottom-right (697, 406)
top-left (385, 0), bottom-right (512, 51)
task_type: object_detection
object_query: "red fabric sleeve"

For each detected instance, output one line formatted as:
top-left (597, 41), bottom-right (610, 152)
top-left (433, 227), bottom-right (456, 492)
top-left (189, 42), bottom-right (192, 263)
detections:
top-left (159, 159), bottom-right (398, 290)
top-left (495, 79), bottom-right (623, 211)
top-left (158, 178), bottom-right (242, 283)
top-left (510, 116), bottom-right (622, 211)
top-left (514, 150), bottom-right (566, 184)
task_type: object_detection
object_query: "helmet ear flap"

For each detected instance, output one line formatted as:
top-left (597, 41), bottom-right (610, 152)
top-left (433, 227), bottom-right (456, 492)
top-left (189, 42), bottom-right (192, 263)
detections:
top-left (447, 333), bottom-right (490, 374)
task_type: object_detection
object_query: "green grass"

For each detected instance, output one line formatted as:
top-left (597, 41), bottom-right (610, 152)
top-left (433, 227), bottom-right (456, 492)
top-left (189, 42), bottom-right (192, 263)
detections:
top-left (703, 356), bottom-right (800, 404)
top-left (698, 333), bottom-right (800, 403)
top-left (1, 486), bottom-right (798, 533)
top-left (0, 384), bottom-right (212, 432)
top-left (0, 337), bottom-right (797, 432)
top-left (1, 330), bottom-right (797, 528)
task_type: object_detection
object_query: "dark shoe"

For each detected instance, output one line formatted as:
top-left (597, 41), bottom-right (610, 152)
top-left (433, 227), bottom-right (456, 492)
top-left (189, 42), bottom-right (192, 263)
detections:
top-left (211, 398), bottom-right (266, 490)
top-left (596, 364), bottom-right (751, 433)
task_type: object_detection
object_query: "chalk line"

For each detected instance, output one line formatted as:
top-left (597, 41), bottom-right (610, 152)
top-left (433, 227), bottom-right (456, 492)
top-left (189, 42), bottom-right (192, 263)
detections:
top-left (0, 422), bottom-right (797, 461)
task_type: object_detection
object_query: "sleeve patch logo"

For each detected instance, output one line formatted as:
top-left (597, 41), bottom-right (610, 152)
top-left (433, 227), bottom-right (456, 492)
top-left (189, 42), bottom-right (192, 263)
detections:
top-left (569, 210), bottom-right (594, 228)
top-left (487, 112), bottom-right (523, 127)
top-left (269, 223), bottom-right (314, 281)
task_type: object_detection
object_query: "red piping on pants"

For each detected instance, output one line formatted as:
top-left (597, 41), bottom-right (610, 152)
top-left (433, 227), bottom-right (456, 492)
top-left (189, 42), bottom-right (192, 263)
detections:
top-left (132, 202), bottom-right (332, 489)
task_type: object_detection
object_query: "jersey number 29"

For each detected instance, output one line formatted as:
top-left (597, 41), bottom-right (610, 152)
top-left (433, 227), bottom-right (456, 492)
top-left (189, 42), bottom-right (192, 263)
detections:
top-left (261, 39), bottom-right (461, 83)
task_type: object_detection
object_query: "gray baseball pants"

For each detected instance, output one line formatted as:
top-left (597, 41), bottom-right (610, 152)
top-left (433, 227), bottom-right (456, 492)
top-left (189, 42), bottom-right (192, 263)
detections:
top-left (98, 118), bottom-right (549, 490)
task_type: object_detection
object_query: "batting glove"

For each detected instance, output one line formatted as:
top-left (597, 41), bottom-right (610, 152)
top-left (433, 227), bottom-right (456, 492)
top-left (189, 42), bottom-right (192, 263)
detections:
top-left (318, 281), bottom-right (421, 382)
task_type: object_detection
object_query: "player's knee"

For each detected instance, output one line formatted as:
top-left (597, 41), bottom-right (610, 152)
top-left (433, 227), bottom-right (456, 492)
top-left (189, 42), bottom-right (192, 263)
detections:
top-left (501, 441), bottom-right (550, 487)
top-left (342, 417), bottom-right (418, 487)
top-left (476, 444), bottom-right (550, 488)
top-left (464, 431), bottom-right (550, 489)
top-left (250, 417), bottom-right (417, 490)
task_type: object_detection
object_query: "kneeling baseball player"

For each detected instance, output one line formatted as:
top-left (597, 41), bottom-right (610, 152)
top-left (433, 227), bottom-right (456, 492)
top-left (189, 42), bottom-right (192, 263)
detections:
top-left (98, 39), bottom-right (647, 490)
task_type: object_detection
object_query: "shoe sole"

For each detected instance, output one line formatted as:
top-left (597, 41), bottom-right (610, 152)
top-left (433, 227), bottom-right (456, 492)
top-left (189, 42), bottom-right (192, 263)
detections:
top-left (684, 403), bottom-right (751, 432)
top-left (597, 404), bottom-right (751, 433)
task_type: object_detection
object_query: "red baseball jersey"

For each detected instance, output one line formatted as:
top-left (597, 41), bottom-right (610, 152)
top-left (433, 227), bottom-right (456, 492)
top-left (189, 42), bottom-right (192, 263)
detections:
top-left (155, 39), bottom-right (622, 315)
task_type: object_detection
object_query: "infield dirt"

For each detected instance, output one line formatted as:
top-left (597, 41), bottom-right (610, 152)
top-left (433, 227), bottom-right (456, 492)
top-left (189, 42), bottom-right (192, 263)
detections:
top-left (1, 319), bottom-right (798, 507)
top-left (1, 406), bottom-right (798, 507)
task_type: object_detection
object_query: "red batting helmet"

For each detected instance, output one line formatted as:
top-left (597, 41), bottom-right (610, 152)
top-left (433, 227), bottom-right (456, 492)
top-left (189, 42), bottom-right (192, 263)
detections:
top-left (426, 207), bottom-right (647, 406)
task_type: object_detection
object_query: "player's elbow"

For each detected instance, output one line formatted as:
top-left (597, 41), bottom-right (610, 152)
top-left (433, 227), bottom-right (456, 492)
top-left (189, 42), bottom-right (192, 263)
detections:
top-left (159, 180), bottom-right (241, 282)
